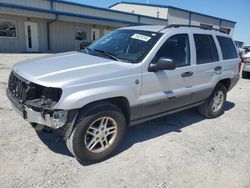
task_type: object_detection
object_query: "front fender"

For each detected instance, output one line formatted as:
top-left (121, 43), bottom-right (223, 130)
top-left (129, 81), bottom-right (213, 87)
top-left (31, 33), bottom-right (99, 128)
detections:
top-left (54, 85), bottom-right (139, 110)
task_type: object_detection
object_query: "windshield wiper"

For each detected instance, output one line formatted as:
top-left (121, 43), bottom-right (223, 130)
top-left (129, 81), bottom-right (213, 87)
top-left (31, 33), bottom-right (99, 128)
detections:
top-left (93, 49), bottom-right (121, 61)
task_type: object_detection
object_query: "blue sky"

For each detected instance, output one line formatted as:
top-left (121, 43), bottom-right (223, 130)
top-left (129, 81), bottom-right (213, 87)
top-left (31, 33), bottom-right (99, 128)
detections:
top-left (67, 0), bottom-right (250, 44)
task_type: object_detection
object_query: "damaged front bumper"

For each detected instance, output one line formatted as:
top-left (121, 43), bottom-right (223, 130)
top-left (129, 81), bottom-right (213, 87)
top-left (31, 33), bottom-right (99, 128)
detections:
top-left (6, 89), bottom-right (77, 130)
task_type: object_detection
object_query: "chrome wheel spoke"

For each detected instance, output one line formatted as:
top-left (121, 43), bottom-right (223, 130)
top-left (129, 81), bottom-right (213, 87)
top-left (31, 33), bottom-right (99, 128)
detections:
top-left (84, 116), bottom-right (118, 153)
top-left (87, 130), bottom-right (96, 136)
top-left (88, 126), bottom-right (99, 132)
top-left (211, 91), bottom-right (224, 112)
top-left (107, 128), bottom-right (117, 136)
top-left (100, 140), bottom-right (105, 148)
top-left (87, 137), bottom-right (98, 150)
top-left (100, 117), bottom-right (109, 128)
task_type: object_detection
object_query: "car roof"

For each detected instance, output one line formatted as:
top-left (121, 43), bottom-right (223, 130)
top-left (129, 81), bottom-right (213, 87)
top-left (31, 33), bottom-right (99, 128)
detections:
top-left (120, 25), bottom-right (165, 32)
top-left (120, 25), bottom-right (230, 37)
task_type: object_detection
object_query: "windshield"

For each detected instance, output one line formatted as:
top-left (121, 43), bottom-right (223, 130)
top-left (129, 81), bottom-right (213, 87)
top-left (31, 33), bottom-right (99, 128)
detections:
top-left (86, 29), bottom-right (162, 63)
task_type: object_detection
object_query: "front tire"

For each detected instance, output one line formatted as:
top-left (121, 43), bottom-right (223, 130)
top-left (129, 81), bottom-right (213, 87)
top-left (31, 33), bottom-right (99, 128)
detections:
top-left (66, 102), bottom-right (126, 163)
top-left (198, 83), bottom-right (227, 118)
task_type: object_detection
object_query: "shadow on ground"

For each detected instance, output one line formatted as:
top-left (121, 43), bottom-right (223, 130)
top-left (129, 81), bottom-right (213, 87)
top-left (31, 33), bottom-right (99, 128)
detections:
top-left (36, 101), bottom-right (235, 162)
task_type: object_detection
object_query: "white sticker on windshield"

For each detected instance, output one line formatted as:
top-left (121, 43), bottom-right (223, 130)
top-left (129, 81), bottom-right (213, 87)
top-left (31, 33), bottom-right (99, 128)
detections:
top-left (131, 34), bottom-right (151, 42)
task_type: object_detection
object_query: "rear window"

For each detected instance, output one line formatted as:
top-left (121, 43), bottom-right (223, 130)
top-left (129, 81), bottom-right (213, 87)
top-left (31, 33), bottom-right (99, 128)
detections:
top-left (216, 36), bottom-right (238, 60)
top-left (194, 34), bottom-right (219, 64)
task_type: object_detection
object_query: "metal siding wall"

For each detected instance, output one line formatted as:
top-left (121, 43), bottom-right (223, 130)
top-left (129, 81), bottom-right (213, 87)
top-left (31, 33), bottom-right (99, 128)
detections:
top-left (221, 20), bottom-right (235, 36)
top-left (53, 2), bottom-right (138, 23)
top-left (0, 14), bottom-right (48, 52)
top-left (111, 4), bottom-right (168, 19)
top-left (190, 13), bottom-right (220, 29)
top-left (221, 20), bottom-right (235, 28)
top-left (37, 19), bottom-right (48, 52)
top-left (49, 21), bottom-right (74, 52)
top-left (0, 14), bottom-right (25, 52)
top-left (0, 0), bottom-right (50, 9)
top-left (0, 7), bottom-right (55, 20)
top-left (57, 15), bottom-right (128, 28)
top-left (168, 9), bottom-right (189, 25)
top-left (139, 17), bottom-right (167, 25)
top-left (49, 21), bottom-right (109, 52)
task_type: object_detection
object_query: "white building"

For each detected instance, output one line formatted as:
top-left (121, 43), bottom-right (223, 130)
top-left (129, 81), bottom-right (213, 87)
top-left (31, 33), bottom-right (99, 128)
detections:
top-left (0, 0), bottom-right (236, 53)
top-left (110, 2), bottom-right (236, 36)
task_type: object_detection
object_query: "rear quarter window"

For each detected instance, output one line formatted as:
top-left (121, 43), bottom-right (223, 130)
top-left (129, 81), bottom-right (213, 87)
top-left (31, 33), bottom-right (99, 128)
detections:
top-left (216, 36), bottom-right (238, 60)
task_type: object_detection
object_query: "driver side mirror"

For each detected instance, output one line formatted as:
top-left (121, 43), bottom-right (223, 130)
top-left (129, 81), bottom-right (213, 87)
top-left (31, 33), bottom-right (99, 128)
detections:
top-left (148, 57), bottom-right (176, 72)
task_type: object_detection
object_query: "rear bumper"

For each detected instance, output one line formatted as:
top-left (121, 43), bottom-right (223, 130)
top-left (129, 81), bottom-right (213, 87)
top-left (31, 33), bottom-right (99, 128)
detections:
top-left (6, 89), bottom-right (70, 129)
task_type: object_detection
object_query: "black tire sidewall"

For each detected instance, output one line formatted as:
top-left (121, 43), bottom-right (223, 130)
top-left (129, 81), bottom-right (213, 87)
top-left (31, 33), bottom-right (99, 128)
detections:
top-left (207, 84), bottom-right (227, 118)
top-left (71, 106), bottom-right (126, 163)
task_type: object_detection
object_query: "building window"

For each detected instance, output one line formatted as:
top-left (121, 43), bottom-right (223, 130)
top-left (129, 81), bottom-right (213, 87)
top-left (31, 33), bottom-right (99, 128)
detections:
top-left (75, 27), bottom-right (87, 41)
top-left (0, 19), bottom-right (17, 38)
top-left (220, 27), bottom-right (231, 34)
top-left (200, 24), bottom-right (213, 30)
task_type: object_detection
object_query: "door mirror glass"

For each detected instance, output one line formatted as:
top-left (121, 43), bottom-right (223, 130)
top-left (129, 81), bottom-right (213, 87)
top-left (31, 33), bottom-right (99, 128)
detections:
top-left (149, 57), bottom-right (176, 72)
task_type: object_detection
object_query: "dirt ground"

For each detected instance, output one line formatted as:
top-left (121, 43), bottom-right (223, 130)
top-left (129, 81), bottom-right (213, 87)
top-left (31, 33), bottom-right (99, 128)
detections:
top-left (0, 54), bottom-right (250, 188)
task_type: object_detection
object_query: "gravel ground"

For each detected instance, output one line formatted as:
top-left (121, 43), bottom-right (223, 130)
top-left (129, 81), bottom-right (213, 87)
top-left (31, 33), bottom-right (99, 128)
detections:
top-left (0, 54), bottom-right (250, 188)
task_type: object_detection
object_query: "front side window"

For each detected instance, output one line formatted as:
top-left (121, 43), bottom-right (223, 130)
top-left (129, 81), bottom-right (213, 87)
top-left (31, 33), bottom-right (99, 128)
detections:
top-left (152, 34), bottom-right (190, 67)
top-left (194, 34), bottom-right (219, 64)
top-left (87, 29), bottom-right (162, 63)
top-left (0, 19), bottom-right (16, 38)
top-left (217, 36), bottom-right (238, 60)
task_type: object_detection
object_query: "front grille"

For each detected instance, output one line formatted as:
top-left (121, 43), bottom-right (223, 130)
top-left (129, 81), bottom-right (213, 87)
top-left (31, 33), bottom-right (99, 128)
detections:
top-left (8, 72), bottom-right (28, 104)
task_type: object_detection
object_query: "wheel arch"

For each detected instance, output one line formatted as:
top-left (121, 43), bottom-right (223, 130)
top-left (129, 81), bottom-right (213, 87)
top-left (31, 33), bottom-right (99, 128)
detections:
top-left (217, 78), bottom-right (231, 91)
top-left (78, 96), bottom-right (131, 125)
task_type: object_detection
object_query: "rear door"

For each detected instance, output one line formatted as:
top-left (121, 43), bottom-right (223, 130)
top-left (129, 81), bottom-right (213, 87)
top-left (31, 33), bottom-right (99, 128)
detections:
top-left (191, 33), bottom-right (221, 102)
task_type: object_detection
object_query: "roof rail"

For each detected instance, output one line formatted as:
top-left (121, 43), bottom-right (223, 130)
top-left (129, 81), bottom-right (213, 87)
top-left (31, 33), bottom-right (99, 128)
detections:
top-left (158, 24), bottom-right (228, 34)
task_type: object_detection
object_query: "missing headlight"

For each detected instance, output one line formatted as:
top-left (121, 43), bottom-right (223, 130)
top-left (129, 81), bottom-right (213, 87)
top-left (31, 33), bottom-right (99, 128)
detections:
top-left (8, 71), bottom-right (62, 106)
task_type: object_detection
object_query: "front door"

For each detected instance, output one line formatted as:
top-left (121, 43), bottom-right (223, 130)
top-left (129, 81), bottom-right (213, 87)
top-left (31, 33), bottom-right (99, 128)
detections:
top-left (141, 33), bottom-right (194, 118)
top-left (24, 22), bottom-right (39, 52)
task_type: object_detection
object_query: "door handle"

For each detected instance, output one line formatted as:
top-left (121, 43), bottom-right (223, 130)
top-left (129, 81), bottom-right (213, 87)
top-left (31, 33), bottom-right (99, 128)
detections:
top-left (181, 71), bottom-right (193, 77)
top-left (214, 66), bottom-right (222, 71)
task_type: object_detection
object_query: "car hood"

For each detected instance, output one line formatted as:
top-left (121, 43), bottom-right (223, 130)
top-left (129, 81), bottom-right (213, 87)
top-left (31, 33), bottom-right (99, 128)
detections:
top-left (13, 51), bottom-right (135, 88)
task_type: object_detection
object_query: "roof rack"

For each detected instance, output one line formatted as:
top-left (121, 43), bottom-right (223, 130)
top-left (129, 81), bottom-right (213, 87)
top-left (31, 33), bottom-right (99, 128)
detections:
top-left (158, 24), bottom-right (227, 34)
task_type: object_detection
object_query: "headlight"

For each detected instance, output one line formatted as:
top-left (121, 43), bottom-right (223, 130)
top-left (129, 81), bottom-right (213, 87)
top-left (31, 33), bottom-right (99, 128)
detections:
top-left (41, 87), bottom-right (62, 102)
top-left (8, 71), bottom-right (62, 105)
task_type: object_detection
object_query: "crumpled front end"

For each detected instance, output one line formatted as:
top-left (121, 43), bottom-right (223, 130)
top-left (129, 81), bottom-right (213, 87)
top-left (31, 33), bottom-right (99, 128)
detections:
top-left (6, 71), bottom-right (76, 130)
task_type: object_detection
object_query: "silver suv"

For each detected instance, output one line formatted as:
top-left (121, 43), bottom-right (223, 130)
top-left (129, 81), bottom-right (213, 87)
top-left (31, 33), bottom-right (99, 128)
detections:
top-left (7, 25), bottom-right (240, 163)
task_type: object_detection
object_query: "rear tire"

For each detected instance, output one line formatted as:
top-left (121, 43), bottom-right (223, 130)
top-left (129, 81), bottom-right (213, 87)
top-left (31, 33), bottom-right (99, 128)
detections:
top-left (66, 101), bottom-right (126, 163)
top-left (198, 83), bottom-right (227, 118)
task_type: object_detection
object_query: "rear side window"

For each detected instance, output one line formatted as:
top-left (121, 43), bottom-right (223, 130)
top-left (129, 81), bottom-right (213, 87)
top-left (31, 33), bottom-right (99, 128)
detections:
top-left (194, 34), bottom-right (219, 64)
top-left (216, 36), bottom-right (238, 60)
